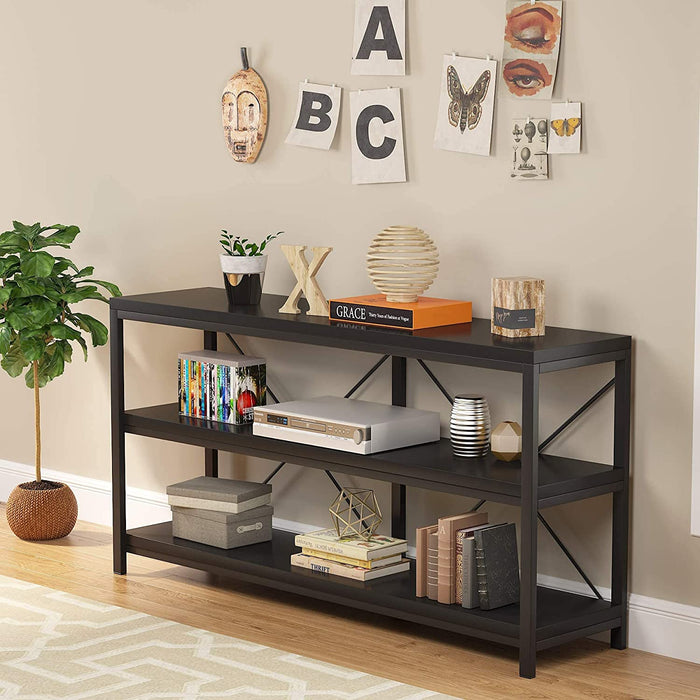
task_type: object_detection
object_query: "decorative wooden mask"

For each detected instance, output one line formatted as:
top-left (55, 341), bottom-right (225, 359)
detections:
top-left (222, 47), bottom-right (268, 163)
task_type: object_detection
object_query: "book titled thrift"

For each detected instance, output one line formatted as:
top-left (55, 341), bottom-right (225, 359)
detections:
top-left (294, 529), bottom-right (407, 561)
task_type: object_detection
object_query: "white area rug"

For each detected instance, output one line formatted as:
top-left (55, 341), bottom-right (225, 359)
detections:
top-left (0, 574), bottom-right (456, 699)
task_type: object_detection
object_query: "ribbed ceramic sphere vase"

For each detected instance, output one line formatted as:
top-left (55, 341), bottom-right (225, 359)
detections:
top-left (450, 395), bottom-right (491, 458)
top-left (6, 481), bottom-right (78, 541)
top-left (367, 226), bottom-right (439, 303)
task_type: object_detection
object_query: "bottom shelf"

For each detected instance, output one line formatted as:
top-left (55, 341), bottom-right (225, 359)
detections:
top-left (126, 523), bottom-right (621, 650)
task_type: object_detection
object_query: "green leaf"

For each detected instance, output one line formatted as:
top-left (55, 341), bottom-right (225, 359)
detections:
top-left (72, 313), bottom-right (108, 346)
top-left (49, 323), bottom-right (81, 340)
top-left (7, 298), bottom-right (58, 330)
top-left (53, 257), bottom-right (80, 274)
top-left (6, 306), bottom-right (33, 331)
top-left (0, 287), bottom-right (11, 305)
top-left (61, 285), bottom-right (97, 303)
top-left (74, 266), bottom-right (94, 278)
top-left (81, 279), bottom-right (122, 297)
top-left (20, 251), bottom-right (55, 277)
top-left (1, 341), bottom-right (29, 377)
top-left (0, 231), bottom-right (29, 251)
top-left (75, 334), bottom-right (88, 361)
top-left (58, 339), bottom-right (72, 363)
top-left (40, 225), bottom-right (79, 248)
top-left (19, 335), bottom-right (47, 362)
top-left (0, 324), bottom-right (12, 354)
top-left (15, 279), bottom-right (46, 297)
top-left (0, 255), bottom-right (20, 277)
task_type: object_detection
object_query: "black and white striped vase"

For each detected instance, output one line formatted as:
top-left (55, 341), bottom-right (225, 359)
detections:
top-left (450, 394), bottom-right (491, 458)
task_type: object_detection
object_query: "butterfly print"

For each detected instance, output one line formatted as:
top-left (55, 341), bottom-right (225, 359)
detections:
top-left (550, 117), bottom-right (581, 137)
top-left (447, 66), bottom-right (491, 133)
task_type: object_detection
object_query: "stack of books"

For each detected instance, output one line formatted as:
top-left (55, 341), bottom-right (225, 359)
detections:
top-left (167, 476), bottom-right (273, 550)
top-left (291, 529), bottom-right (409, 581)
top-left (178, 350), bottom-right (266, 424)
top-left (416, 514), bottom-right (520, 610)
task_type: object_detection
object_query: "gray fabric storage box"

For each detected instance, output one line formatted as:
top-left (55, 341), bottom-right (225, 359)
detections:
top-left (172, 504), bottom-right (273, 549)
top-left (166, 476), bottom-right (272, 514)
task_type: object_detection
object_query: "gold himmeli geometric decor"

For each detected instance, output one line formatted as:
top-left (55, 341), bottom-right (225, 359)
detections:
top-left (329, 487), bottom-right (382, 541)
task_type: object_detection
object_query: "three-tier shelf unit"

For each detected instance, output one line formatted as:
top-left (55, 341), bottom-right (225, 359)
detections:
top-left (110, 288), bottom-right (631, 679)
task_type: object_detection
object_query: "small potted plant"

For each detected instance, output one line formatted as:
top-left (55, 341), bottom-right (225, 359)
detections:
top-left (219, 230), bottom-right (283, 306)
top-left (0, 221), bottom-right (121, 541)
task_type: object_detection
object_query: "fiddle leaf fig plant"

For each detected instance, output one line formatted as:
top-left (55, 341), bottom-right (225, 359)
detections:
top-left (0, 221), bottom-right (121, 483)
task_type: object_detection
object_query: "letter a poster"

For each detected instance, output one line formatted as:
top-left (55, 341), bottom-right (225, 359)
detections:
top-left (350, 88), bottom-right (406, 185)
top-left (351, 0), bottom-right (405, 76)
top-left (286, 82), bottom-right (342, 150)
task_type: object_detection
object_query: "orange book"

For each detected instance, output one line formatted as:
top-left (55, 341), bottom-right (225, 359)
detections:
top-left (329, 295), bottom-right (472, 331)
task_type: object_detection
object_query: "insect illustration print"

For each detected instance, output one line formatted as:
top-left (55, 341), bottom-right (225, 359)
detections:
top-left (550, 117), bottom-right (581, 137)
top-left (447, 65), bottom-right (491, 133)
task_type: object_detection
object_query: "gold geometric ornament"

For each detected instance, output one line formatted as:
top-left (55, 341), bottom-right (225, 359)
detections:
top-left (329, 487), bottom-right (382, 541)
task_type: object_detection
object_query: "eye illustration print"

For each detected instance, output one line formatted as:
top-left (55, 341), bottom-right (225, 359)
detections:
top-left (503, 59), bottom-right (552, 97)
top-left (501, 0), bottom-right (562, 99)
top-left (504, 1), bottom-right (562, 54)
top-left (447, 65), bottom-right (491, 133)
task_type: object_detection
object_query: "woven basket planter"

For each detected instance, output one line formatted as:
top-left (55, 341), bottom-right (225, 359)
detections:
top-left (6, 481), bottom-right (78, 541)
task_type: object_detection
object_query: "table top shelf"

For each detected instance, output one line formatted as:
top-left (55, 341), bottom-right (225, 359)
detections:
top-left (124, 403), bottom-right (622, 507)
top-left (111, 288), bottom-right (631, 371)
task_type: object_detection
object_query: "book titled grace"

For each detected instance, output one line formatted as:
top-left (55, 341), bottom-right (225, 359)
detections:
top-left (329, 295), bottom-right (472, 331)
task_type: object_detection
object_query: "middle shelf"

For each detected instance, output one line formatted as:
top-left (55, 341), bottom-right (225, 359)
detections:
top-left (123, 404), bottom-right (622, 507)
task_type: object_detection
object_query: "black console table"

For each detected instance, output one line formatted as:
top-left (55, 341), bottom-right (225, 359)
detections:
top-left (110, 288), bottom-right (631, 679)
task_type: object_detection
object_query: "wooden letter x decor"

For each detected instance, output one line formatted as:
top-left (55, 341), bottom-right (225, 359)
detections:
top-left (279, 245), bottom-right (333, 316)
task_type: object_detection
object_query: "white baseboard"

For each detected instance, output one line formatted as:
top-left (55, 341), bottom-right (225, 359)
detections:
top-left (1, 459), bottom-right (699, 665)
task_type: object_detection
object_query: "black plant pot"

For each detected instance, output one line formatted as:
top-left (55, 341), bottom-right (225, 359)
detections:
top-left (223, 272), bottom-right (263, 306)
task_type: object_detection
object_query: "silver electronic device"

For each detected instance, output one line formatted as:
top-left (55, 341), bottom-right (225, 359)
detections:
top-left (253, 396), bottom-right (440, 455)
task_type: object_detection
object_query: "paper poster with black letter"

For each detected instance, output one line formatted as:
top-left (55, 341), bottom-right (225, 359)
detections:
top-left (434, 55), bottom-right (497, 157)
top-left (286, 82), bottom-right (342, 150)
top-left (351, 0), bottom-right (405, 76)
top-left (350, 88), bottom-right (406, 185)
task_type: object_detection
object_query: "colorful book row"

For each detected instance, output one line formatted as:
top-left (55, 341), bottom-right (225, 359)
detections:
top-left (178, 350), bottom-right (266, 425)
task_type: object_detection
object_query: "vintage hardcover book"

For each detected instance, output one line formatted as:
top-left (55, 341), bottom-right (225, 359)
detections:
top-left (427, 532), bottom-right (439, 600)
top-left (290, 553), bottom-right (410, 581)
top-left (456, 523), bottom-right (497, 604)
top-left (437, 512), bottom-right (489, 604)
top-left (474, 523), bottom-right (520, 610)
top-left (294, 529), bottom-right (407, 561)
top-left (462, 537), bottom-right (479, 609)
top-left (415, 524), bottom-right (438, 597)
top-left (301, 548), bottom-right (402, 570)
top-left (329, 295), bottom-right (472, 331)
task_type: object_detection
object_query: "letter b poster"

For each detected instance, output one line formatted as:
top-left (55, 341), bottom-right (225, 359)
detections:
top-left (286, 82), bottom-right (342, 150)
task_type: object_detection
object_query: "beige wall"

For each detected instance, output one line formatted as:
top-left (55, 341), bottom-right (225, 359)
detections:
top-left (1, 1), bottom-right (699, 607)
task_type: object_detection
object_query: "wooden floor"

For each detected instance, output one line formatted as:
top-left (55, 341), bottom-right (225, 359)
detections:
top-left (1, 512), bottom-right (699, 700)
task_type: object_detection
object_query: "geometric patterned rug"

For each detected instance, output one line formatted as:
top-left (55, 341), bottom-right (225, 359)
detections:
top-left (0, 575), bottom-right (458, 699)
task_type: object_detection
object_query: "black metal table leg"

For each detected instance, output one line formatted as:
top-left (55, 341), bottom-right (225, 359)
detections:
top-left (611, 349), bottom-right (631, 649)
top-left (110, 308), bottom-right (127, 574)
top-left (391, 356), bottom-right (407, 539)
top-left (520, 364), bottom-right (540, 678)
top-left (204, 331), bottom-right (219, 478)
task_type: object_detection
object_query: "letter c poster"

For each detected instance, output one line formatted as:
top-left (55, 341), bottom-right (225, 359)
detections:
top-left (350, 87), bottom-right (406, 185)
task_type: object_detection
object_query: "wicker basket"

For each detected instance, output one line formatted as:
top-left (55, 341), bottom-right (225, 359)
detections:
top-left (6, 481), bottom-right (78, 541)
